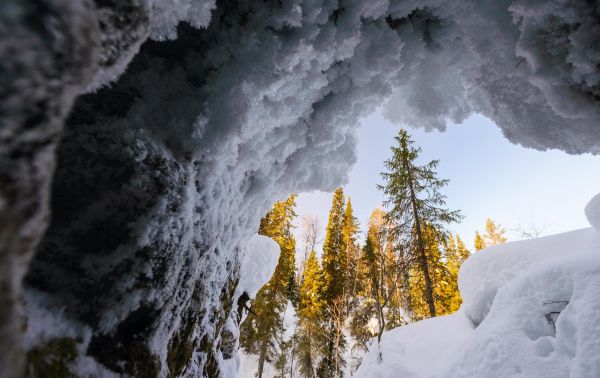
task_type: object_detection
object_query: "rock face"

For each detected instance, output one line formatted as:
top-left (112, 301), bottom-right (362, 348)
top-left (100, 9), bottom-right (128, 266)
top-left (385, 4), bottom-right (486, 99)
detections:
top-left (1, 2), bottom-right (98, 376)
top-left (26, 85), bottom-right (243, 376)
top-left (2, 0), bottom-right (600, 377)
top-left (0, 0), bottom-right (153, 376)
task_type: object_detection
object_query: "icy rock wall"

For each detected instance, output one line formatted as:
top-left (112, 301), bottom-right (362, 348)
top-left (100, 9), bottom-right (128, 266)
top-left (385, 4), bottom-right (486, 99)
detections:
top-left (1, 0), bottom-right (599, 376)
top-left (0, 1), bottom-right (150, 376)
top-left (0, 0), bottom-right (214, 376)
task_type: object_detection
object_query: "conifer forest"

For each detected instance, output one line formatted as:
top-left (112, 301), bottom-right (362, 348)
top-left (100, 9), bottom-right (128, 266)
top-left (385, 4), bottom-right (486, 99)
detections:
top-left (240, 130), bottom-right (508, 377)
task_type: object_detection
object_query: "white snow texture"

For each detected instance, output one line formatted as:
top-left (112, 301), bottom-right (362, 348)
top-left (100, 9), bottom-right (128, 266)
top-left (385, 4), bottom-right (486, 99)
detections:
top-left (356, 195), bottom-right (600, 378)
top-left (236, 234), bottom-right (280, 299)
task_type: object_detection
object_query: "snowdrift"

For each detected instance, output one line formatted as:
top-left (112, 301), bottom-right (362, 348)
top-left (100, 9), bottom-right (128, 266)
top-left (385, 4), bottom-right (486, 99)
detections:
top-left (357, 196), bottom-right (600, 377)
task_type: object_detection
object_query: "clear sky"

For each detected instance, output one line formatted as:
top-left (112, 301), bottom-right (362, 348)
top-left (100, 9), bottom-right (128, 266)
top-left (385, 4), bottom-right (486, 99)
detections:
top-left (294, 111), bottom-right (600, 251)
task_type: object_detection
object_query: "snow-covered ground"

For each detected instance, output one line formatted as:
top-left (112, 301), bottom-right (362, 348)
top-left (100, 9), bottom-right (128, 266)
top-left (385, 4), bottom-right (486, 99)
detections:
top-left (356, 194), bottom-right (600, 377)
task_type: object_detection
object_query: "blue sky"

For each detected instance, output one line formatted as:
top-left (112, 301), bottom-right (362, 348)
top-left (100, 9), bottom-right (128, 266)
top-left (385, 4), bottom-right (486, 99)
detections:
top-left (294, 111), bottom-right (600, 251)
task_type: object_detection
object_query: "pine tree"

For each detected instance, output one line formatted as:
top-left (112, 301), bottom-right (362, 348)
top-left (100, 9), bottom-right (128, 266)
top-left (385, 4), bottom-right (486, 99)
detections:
top-left (342, 198), bottom-right (361, 315)
top-left (378, 129), bottom-right (462, 318)
top-left (474, 231), bottom-right (485, 251)
top-left (483, 218), bottom-right (507, 246)
top-left (295, 251), bottom-right (325, 378)
top-left (240, 195), bottom-right (298, 378)
top-left (322, 188), bottom-right (348, 302)
top-left (319, 188), bottom-right (348, 377)
top-left (474, 218), bottom-right (507, 251)
top-left (351, 208), bottom-right (405, 353)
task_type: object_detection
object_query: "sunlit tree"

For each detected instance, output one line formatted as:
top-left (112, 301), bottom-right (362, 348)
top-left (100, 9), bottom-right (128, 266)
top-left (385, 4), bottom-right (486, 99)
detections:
top-left (378, 129), bottom-right (462, 318)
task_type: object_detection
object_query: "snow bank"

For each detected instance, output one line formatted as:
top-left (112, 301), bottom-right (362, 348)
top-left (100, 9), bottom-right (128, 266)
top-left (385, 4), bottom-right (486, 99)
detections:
top-left (236, 234), bottom-right (280, 299)
top-left (357, 195), bottom-right (600, 378)
top-left (447, 252), bottom-right (600, 378)
top-left (459, 227), bottom-right (600, 325)
top-left (356, 311), bottom-right (473, 378)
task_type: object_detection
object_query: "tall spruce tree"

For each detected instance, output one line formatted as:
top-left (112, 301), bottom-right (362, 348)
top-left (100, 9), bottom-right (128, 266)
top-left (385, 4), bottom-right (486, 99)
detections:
top-left (378, 129), bottom-right (462, 318)
top-left (295, 250), bottom-right (325, 378)
top-left (342, 198), bottom-right (361, 315)
top-left (239, 195), bottom-right (298, 378)
top-left (319, 188), bottom-right (348, 377)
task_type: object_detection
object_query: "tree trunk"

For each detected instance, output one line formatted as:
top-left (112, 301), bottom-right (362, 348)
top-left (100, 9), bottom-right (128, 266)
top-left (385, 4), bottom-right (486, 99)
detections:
top-left (257, 337), bottom-right (268, 378)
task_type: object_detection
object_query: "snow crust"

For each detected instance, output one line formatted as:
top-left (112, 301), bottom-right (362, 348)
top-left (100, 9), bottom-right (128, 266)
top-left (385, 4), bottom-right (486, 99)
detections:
top-left (236, 234), bottom-right (280, 299)
top-left (357, 215), bottom-right (600, 377)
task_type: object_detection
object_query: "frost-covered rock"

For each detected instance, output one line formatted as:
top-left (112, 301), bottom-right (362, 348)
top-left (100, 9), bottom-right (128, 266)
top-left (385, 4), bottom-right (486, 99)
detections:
top-left (585, 193), bottom-right (600, 230)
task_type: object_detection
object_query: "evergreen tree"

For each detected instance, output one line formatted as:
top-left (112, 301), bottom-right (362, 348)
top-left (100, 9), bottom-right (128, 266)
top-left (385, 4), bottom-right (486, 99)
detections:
top-left (378, 129), bottom-right (462, 318)
top-left (322, 188), bottom-right (348, 302)
top-left (351, 208), bottom-right (405, 352)
top-left (474, 231), bottom-right (485, 251)
top-left (483, 218), bottom-right (507, 246)
top-left (240, 195), bottom-right (298, 378)
top-left (295, 251), bottom-right (325, 378)
top-left (474, 218), bottom-right (507, 251)
top-left (342, 198), bottom-right (361, 315)
top-left (407, 224), bottom-right (454, 320)
top-left (319, 188), bottom-right (348, 377)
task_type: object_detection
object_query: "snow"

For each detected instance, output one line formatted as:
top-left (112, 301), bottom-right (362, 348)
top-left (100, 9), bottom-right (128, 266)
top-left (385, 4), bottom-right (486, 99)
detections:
top-left (459, 227), bottom-right (600, 326)
top-left (357, 196), bottom-right (600, 378)
top-left (447, 252), bottom-right (600, 378)
top-left (356, 311), bottom-right (474, 378)
top-left (149, 0), bottom-right (216, 40)
top-left (236, 234), bottom-right (281, 299)
top-left (585, 193), bottom-right (600, 231)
